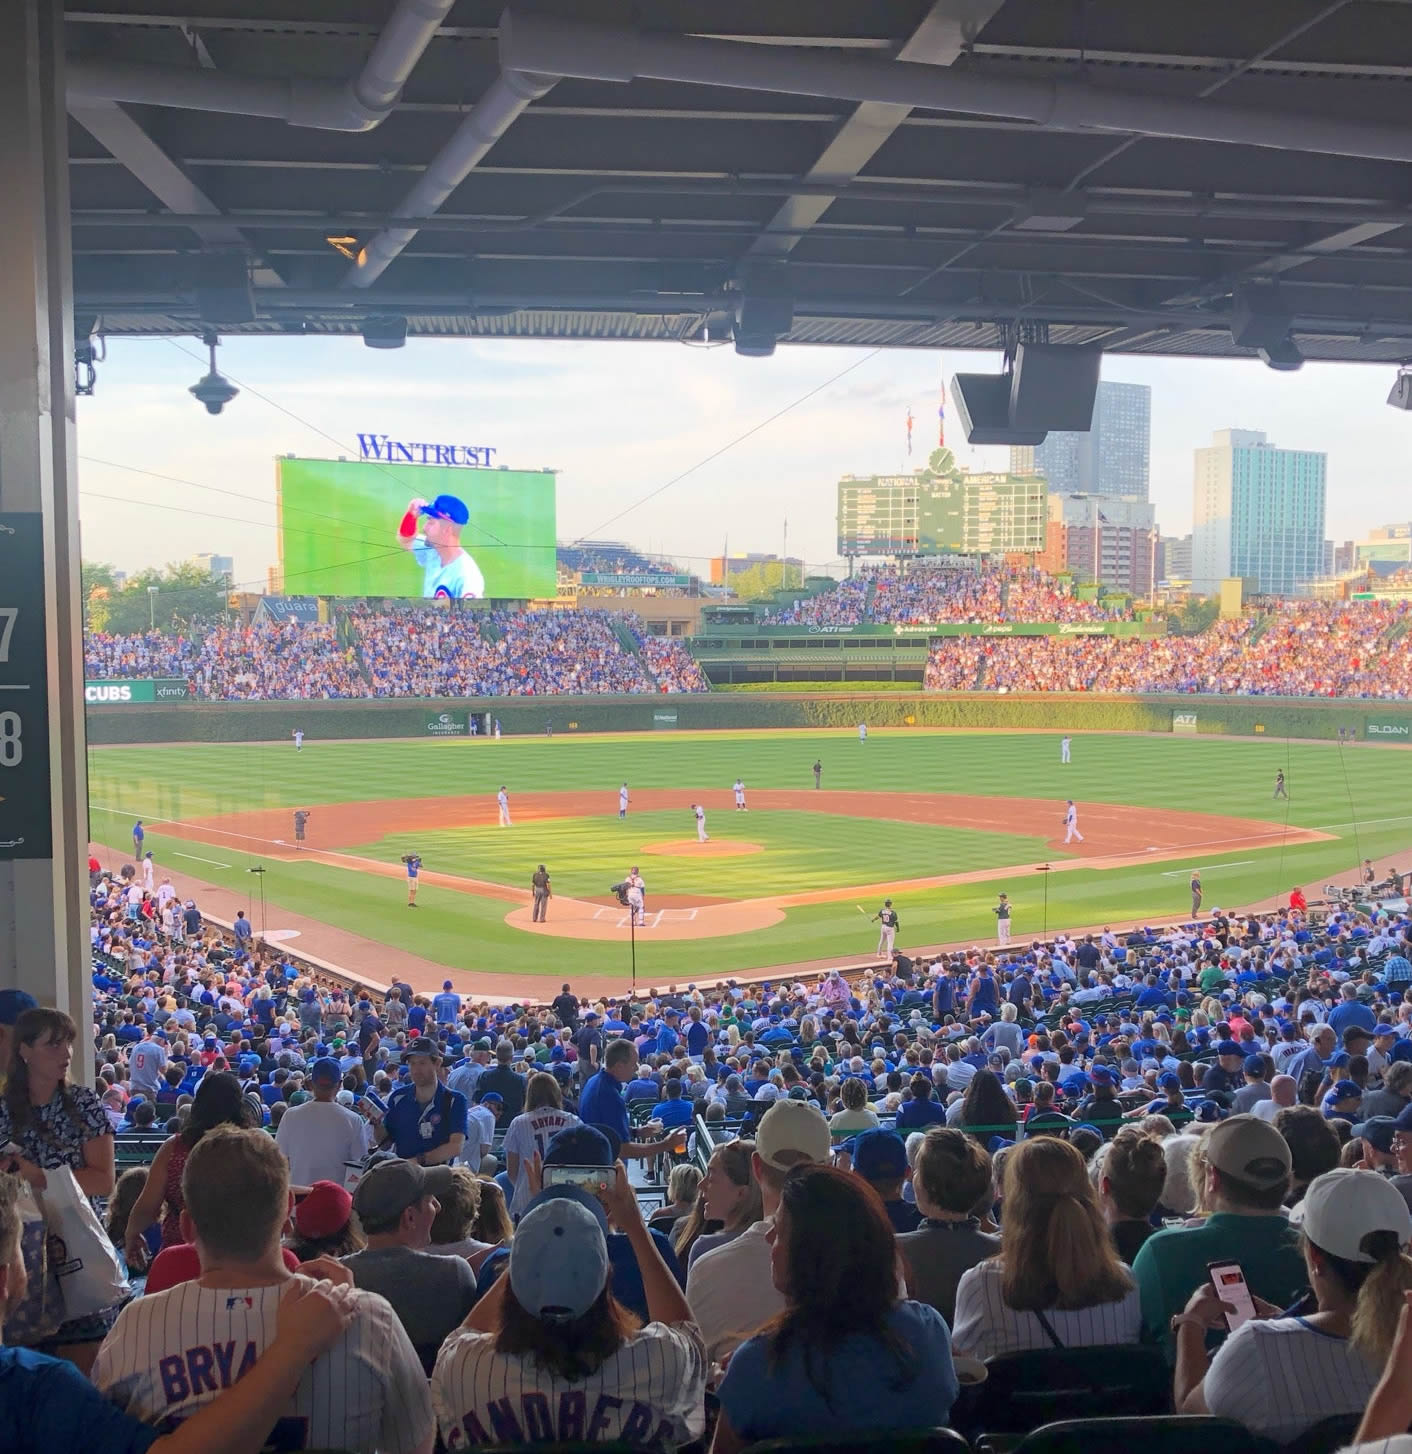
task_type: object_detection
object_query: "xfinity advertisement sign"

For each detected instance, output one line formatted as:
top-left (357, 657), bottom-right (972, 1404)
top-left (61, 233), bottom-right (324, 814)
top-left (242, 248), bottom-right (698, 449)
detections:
top-left (84, 679), bottom-right (189, 705)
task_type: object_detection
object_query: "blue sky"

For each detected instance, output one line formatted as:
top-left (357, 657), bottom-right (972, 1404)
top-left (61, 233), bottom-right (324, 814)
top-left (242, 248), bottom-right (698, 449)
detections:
top-left (76, 333), bottom-right (1411, 592)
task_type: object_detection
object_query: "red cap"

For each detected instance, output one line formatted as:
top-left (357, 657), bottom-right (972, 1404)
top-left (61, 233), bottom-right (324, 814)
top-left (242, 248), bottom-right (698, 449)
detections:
top-left (294, 1180), bottom-right (353, 1240)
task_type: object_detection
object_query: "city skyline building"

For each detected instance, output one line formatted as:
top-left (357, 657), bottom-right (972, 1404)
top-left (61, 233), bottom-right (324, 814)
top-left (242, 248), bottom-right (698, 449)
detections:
top-left (1191, 429), bottom-right (1327, 596)
top-left (1010, 380), bottom-right (1151, 499)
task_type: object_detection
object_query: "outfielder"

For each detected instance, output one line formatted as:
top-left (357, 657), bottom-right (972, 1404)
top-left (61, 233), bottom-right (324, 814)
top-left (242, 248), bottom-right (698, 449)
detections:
top-left (497, 786), bottom-right (511, 827)
top-left (1274, 769), bottom-right (1288, 800)
top-left (733, 777), bottom-right (747, 811)
top-left (293, 728), bottom-right (304, 751)
top-left (873, 898), bottom-right (898, 955)
top-left (691, 803), bottom-right (709, 842)
top-left (1063, 799), bottom-right (1084, 843)
top-left (402, 851), bottom-right (422, 907)
top-left (1060, 734), bottom-right (1071, 764)
top-left (858, 721), bottom-right (868, 744)
top-left (813, 758), bottom-right (822, 789)
top-left (619, 782), bottom-right (629, 820)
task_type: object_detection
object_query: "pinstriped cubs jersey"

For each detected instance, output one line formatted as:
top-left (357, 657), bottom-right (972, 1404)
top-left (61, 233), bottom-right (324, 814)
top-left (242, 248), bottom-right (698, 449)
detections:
top-left (431, 1320), bottom-right (705, 1449)
top-left (92, 1275), bottom-right (433, 1453)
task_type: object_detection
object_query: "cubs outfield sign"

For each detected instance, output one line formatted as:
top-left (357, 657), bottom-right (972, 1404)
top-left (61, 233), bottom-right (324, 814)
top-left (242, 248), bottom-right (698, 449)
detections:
top-left (84, 678), bottom-right (189, 705)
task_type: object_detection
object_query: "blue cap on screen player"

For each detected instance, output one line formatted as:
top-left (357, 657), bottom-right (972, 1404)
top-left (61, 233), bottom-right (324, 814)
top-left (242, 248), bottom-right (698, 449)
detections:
top-left (419, 493), bottom-right (470, 525)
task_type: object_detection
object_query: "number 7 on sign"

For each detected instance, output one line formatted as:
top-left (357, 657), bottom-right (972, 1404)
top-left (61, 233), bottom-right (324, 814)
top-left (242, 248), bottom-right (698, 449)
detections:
top-left (0, 609), bottom-right (16, 663)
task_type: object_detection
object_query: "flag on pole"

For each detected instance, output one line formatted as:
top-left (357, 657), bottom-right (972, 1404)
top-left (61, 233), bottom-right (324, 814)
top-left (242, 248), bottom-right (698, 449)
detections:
top-left (938, 379), bottom-right (946, 448)
top-left (906, 407), bottom-right (914, 456)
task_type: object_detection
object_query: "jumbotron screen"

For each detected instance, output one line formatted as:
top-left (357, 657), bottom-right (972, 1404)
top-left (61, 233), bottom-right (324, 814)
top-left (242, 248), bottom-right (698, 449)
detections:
top-left (276, 456), bottom-right (557, 599)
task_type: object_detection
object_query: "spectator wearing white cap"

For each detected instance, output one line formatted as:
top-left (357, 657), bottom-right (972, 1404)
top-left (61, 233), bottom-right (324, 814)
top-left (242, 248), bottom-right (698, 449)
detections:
top-left (686, 1098), bottom-right (831, 1361)
top-left (1172, 1169), bottom-right (1412, 1443)
top-left (432, 1166), bottom-right (704, 1449)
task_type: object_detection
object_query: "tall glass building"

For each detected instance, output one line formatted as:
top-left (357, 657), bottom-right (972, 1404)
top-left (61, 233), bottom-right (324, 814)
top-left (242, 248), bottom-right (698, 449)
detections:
top-left (1191, 430), bottom-right (1327, 596)
top-left (1010, 380), bottom-right (1151, 499)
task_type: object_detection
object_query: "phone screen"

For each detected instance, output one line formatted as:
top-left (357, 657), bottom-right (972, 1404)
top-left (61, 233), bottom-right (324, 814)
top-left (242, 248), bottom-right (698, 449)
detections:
top-left (1208, 1261), bottom-right (1257, 1331)
top-left (542, 1165), bottom-right (611, 1194)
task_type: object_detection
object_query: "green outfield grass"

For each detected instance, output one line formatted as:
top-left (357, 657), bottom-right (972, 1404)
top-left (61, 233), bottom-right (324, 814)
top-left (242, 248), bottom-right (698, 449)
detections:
top-left (86, 730), bottom-right (1412, 979)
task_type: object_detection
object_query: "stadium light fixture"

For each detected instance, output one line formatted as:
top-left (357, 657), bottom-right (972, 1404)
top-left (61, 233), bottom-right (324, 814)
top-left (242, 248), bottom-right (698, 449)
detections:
top-left (188, 331), bottom-right (239, 416)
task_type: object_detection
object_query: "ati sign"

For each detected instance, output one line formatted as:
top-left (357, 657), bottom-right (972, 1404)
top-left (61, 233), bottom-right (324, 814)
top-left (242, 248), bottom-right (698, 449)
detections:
top-left (1172, 711), bottom-right (1199, 735)
top-left (84, 678), bottom-right (189, 705)
top-left (1366, 719), bottom-right (1412, 739)
top-left (357, 433), bottom-right (497, 469)
top-left (424, 710), bottom-right (470, 737)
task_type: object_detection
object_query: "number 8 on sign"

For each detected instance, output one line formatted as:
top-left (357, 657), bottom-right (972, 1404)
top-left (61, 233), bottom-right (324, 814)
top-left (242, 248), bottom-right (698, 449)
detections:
top-left (0, 711), bottom-right (21, 767)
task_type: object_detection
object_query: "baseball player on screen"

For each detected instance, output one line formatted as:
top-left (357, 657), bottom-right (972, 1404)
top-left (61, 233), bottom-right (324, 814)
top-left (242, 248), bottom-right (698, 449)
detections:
top-left (395, 492), bottom-right (486, 599)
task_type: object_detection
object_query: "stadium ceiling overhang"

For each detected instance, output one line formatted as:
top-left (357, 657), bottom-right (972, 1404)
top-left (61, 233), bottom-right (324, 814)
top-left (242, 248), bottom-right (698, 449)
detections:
top-left (65, 0), bottom-right (1412, 362)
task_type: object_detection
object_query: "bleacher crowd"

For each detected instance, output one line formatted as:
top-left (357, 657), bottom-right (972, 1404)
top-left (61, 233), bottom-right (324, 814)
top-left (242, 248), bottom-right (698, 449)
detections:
top-left (926, 600), bottom-right (1412, 700)
top-left (7, 847), bottom-right (1412, 1451)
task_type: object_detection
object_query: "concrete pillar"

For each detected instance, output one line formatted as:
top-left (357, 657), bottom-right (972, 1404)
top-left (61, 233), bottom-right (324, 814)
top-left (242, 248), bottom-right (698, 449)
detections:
top-left (0, 0), bottom-right (91, 1049)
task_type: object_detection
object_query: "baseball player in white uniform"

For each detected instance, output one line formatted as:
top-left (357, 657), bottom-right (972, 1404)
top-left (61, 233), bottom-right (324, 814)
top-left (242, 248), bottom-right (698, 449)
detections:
top-left (1060, 734), bottom-right (1071, 764)
top-left (626, 867), bottom-right (646, 927)
top-left (1064, 799), bottom-right (1084, 843)
top-left (141, 852), bottom-right (155, 891)
top-left (858, 721), bottom-right (868, 743)
top-left (691, 803), bottom-right (709, 842)
top-left (733, 778), bottom-right (747, 811)
top-left (293, 728), bottom-right (304, 751)
top-left (396, 492), bottom-right (485, 600)
top-left (92, 1128), bottom-right (435, 1454)
top-left (497, 786), bottom-right (511, 827)
top-left (619, 783), bottom-right (629, 820)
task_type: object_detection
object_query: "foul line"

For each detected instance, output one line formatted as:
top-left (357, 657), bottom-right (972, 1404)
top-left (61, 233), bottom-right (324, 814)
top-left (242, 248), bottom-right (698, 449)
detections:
top-left (1159, 860), bottom-right (1254, 876)
top-left (172, 850), bottom-right (233, 869)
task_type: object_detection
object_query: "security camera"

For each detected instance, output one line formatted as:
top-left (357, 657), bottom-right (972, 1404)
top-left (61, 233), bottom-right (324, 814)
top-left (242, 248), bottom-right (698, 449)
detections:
top-left (189, 333), bottom-right (238, 415)
top-left (1388, 368), bottom-right (1412, 410)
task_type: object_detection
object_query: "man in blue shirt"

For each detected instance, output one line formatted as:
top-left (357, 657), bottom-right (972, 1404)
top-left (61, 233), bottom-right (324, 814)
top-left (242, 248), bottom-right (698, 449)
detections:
top-left (432, 980), bottom-right (462, 1026)
top-left (684, 1006), bottom-right (709, 1057)
top-left (579, 1038), bottom-right (692, 1161)
top-left (374, 1039), bottom-right (466, 1165)
top-left (1328, 983), bottom-right (1377, 1038)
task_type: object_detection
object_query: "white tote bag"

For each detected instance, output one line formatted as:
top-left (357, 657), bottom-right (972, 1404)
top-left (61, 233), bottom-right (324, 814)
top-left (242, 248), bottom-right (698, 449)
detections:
top-left (38, 1165), bottom-right (128, 1320)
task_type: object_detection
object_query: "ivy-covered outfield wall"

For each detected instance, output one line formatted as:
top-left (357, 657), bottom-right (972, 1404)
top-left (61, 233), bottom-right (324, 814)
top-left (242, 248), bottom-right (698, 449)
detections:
top-left (84, 692), bottom-right (1411, 745)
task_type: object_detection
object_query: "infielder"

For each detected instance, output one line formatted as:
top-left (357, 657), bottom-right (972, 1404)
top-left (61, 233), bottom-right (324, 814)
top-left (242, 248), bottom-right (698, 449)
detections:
top-left (497, 786), bottom-right (511, 827)
top-left (293, 728), bottom-right (304, 751)
top-left (402, 851), bottom-right (422, 907)
top-left (691, 803), bottom-right (709, 842)
top-left (994, 892), bottom-right (1012, 945)
top-left (293, 808), bottom-right (310, 849)
top-left (858, 721), bottom-right (868, 744)
top-left (873, 898), bottom-right (898, 955)
top-left (1060, 734), bottom-right (1071, 764)
top-left (733, 777), bottom-right (747, 811)
top-left (396, 491), bottom-right (485, 599)
top-left (619, 782), bottom-right (629, 820)
top-left (1063, 799), bottom-right (1084, 843)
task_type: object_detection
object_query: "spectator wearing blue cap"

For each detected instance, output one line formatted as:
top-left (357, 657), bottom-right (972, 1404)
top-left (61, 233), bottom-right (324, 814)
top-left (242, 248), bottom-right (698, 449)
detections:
top-left (275, 1056), bottom-right (370, 1187)
top-left (1073, 1063), bottom-right (1122, 1129)
top-left (396, 491), bottom-right (484, 600)
top-left (372, 1039), bottom-right (466, 1167)
top-left (1323, 1080), bottom-right (1364, 1124)
top-left (1201, 1041), bottom-right (1246, 1097)
top-left (0, 989), bottom-right (38, 1088)
top-left (1232, 1054), bottom-right (1273, 1114)
top-left (433, 1165), bottom-right (704, 1449)
top-left (850, 1129), bottom-right (921, 1233)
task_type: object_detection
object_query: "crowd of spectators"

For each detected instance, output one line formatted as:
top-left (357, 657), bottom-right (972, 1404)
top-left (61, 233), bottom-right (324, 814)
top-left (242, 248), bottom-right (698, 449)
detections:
top-left (7, 848), bottom-right (1412, 1449)
top-left (190, 621), bottom-right (370, 700)
top-left (84, 629), bottom-right (202, 681)
top-left (635, 632), bottom-right (711, 693)
top-left (926, 600), bottom-right (1412, 699)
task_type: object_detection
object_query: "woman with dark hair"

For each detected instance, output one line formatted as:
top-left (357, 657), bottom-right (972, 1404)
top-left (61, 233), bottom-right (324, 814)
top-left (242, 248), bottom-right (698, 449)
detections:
top-left (432, 1165), bottom-right (705, 1449)
top-left (896, 1073), bottom-right (947, 1131)
top-left (468, 1177), bottom-right (514, 1249)
top-left (952, 1136), bottom-right (1140, 1358)
top-left (676, 1138), bottom-right (762, 1268)
top-left (1, 1007), bottom-right (118, 1368)
top-left (123, 1070), bottom-right (253, 1268)
top-left (955, 1068), bottom-right (1018, 1144)
top-left (711, 1165), bottom-right (958, 1452)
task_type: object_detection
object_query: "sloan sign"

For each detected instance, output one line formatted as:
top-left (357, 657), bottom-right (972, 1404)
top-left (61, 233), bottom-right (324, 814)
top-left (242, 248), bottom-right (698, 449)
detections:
top-left (357, 433), bottom-right (497, 468)
top-left (1366, 719), bottom-right (1411, 738)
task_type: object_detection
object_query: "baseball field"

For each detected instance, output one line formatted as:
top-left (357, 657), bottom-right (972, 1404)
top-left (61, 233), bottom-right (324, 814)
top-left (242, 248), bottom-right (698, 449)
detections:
top-left (86, 729), bottom-right (1410, 998)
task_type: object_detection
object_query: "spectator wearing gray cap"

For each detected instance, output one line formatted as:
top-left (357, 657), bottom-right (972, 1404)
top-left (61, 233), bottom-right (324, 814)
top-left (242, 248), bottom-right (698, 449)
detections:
top-left (432, 1165), bottom-right (705, 1449)
top-left (343, 1158), bottom-right (478, 1371)
top-left (275, 1056), bottom-right (370, 1188)
top-left (1133, 1115), bottom-right (1303, 1360)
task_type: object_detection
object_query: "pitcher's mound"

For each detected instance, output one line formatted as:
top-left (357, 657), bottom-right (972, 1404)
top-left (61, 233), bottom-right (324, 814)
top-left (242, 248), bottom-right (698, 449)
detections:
top-left (644, 839), bottom-right (763, 858)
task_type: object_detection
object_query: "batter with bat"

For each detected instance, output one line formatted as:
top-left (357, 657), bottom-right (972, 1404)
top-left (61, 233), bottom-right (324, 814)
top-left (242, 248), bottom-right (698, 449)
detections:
top-left (865, 898), bottom-right (899, 956)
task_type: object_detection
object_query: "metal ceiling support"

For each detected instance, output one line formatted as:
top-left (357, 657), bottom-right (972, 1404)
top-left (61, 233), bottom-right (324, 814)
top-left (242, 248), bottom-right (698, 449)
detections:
top-left (747, 0), bottom-right (1004, 260)
top-left (66, 0), bottom-right (457, 132)
top-left (344, 67), bottom-right (557, 288)
top-left (498, 8), bottom-right (1412, 166)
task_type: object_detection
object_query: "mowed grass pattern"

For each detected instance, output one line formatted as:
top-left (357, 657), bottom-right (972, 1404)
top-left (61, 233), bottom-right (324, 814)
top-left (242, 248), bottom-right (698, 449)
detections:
top-left (345, 810), bottom-right (1053, 899)
top-left (86, 730), bottom-right (1412, 978)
